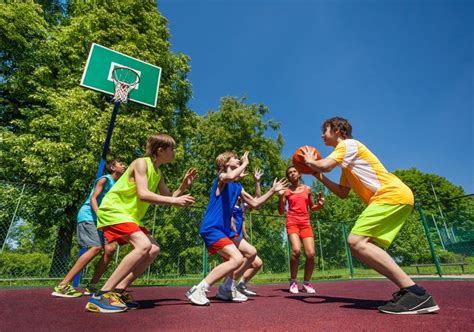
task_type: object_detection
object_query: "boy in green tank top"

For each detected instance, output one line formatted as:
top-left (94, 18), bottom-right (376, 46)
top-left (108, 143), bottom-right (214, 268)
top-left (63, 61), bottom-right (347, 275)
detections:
top-left (86, 133), bottom-right (197, 314)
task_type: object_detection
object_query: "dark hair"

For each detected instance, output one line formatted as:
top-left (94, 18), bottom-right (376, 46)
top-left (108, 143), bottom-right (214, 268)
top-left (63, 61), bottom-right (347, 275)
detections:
top-left (106, 159), bottom-right (122, 172)
top-left (322, 117), bottom-right (352, 139)
top-left (285, 165), bottom-right (301, 180)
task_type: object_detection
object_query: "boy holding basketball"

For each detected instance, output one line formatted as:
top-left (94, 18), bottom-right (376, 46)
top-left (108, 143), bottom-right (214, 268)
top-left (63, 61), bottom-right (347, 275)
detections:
top-left (186, 151), bottom-right (288, 305)
top-left (301, 116), bottom-right (439, 314)
top-left (86, 133), bottom-right (196, 313)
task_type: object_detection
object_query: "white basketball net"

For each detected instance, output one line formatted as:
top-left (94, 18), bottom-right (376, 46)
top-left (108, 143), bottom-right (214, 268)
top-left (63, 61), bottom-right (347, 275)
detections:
top-left (112, 67), bottom-right (140, 103)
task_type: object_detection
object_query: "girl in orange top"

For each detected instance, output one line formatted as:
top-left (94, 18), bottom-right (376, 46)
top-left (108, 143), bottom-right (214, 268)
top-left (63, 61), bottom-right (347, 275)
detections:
top-left (278, 166), bottom-right (324, 294)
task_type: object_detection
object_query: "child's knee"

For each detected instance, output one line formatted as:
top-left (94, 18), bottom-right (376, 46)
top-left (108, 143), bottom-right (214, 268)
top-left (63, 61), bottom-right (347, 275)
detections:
top-left (305, 250), bottom-right (315, 259)
top-left (229, 253), bottom-right (244, 269)
top-left (89, 246), bottom-right (102, 255)
top-left (253, 256), bottom-right (263, 269)
top-left (149, 244), bottom-right (160, 258)
top-left (245, 246), bottom-right (257, 259)
top-left (291, 249), bottom-right (301, 258)
top-left (136, 242), bottom-right (152, 256)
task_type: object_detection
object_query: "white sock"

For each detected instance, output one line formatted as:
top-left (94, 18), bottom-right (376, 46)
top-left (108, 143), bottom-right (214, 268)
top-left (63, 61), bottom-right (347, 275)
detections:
top-left (198, 279), bottom-right (210, 291)
top-left (222, 276), bottom-right (234, 291)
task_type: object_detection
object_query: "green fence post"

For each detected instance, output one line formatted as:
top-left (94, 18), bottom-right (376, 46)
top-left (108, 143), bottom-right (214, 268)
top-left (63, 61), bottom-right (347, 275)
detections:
top-left (416, 203), bottom-right (443, 277)
top-left (202, 243), bottom-right (208, 278)
top-left (342, 223), bottom-right (354, 279)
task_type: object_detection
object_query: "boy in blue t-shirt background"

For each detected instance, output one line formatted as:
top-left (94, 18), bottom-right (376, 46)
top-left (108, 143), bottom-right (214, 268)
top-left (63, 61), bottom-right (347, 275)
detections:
top-left (52, 159), bottom-right (125, 298)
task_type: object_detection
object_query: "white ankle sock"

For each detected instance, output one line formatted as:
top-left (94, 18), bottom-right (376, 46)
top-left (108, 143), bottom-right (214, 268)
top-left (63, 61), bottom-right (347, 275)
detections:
top-left (198, 279), bottom-right (210, 291)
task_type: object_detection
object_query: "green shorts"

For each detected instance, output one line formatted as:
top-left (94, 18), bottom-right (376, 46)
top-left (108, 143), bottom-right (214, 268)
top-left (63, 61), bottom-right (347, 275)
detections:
top-left (351, 204), bottom-right (413, 249)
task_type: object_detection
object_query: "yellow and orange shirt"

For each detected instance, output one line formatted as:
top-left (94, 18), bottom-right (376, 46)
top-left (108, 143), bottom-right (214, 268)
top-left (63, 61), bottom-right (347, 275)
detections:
top-left (327, 139), bottom-right (413, 206)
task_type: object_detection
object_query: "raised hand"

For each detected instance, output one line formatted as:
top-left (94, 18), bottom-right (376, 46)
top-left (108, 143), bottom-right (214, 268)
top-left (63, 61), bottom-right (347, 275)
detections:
top-left (299, 145), bottom-right (318, 165)
top-left (240, 151), bottom-right (249, 166)
top-left (253, 168), bottom-right (263, 182)
top-left (316, 192), bottom-right (325, 206)
top-left (182, 168), bottom-right (198, 188)
top-left (174, 194), bottom-right (195, 208)
top-left (272, 178), bottom-right (290, 193)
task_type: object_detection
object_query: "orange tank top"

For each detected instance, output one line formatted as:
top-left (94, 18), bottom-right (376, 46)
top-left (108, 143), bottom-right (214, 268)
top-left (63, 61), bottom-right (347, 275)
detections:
top-left (286, 185), bottom-right (310, 226)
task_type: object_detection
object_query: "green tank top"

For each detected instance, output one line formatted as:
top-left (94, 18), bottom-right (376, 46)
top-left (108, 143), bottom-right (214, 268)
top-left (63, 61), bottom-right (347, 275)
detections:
top-left (97, 157), bottom-right (161, 228)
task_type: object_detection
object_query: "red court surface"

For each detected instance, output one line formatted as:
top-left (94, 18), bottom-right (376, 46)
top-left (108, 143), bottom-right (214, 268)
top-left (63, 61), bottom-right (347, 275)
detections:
top-left (1, 279), bottom-right (473, 331)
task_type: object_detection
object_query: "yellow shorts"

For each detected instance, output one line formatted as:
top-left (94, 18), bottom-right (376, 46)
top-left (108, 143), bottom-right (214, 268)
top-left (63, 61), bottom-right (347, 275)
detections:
top-left (351, 204), bottom-right (413, 249)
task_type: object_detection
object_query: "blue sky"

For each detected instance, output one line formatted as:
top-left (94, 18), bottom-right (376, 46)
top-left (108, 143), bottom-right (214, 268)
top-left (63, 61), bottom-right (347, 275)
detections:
top-left (158, 0), bottom-right (473, 193)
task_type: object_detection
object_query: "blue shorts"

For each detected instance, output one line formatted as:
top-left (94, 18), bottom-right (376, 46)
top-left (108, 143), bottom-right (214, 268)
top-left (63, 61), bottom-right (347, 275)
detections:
top-left (200, 229), bottom-right (232, 247)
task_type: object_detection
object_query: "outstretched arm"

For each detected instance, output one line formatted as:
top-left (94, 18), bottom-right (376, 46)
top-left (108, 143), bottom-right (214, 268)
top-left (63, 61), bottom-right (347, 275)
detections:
top-left (157, 168), bottom-right (198, 197)
top-left (278, 189), bottom-right (287, 215)
top-left (240, 178), bottom-right (289, 209)
top-left (300, 146), bottom-right (338, 173)
top-left (134, 159), bottom-right (195, 207)
top-left (253, 168), bottom-right (263, 198)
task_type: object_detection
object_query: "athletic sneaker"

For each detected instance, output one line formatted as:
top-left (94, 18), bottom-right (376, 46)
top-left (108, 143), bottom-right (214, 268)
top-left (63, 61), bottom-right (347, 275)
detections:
top-left (83, 283), bottom-right (99, 296)
top-left (216, 285), bottom-right (248, 302)
top-left (289, 281), bottom-right (299, 294)
top-left (237, 283), bottom-right (257, 296)
top-left (120, 291), bottom-right (140, 310)
top-left (301, 282), bottom-right (316, 294)
top-left (52, 284), bottom-right (82, 298)
top-left (378, 289), bottom-right (440, 315)
top-left (85, 292), bottom-right (127, 313)
top-left (186, 285), bottom-right (210, 306)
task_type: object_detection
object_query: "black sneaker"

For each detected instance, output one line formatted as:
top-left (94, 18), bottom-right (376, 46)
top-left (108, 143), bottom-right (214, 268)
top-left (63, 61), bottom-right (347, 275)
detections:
top-left (378, 289), bottom-right (440, 314)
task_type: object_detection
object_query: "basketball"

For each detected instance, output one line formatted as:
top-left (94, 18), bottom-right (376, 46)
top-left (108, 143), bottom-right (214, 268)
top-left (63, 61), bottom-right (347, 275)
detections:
top-left (292, 146), bottom-right (321, 174)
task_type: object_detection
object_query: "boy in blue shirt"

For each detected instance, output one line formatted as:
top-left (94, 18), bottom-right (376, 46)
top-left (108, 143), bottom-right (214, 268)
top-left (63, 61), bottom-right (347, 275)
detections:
top-left (52, 159), bottom-right (125, 297)
top-left (186, 151), bottom-right (288, 305)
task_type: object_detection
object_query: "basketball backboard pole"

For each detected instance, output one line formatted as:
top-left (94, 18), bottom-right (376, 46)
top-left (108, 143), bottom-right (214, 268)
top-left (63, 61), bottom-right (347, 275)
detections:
top-left (94, 101), bottom-right (121, 179)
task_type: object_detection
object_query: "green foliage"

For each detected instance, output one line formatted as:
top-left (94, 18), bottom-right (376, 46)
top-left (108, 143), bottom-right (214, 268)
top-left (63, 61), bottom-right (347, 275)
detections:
top-left (0, 252), bottom-right (50, 278)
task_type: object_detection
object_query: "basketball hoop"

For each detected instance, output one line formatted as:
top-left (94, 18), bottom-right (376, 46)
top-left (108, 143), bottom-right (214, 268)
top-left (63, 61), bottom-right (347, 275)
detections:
top-left (112, 66), bottom-right (141, 103)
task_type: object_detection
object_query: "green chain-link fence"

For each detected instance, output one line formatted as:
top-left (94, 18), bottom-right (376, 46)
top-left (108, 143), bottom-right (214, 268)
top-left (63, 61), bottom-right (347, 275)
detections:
top-left (1, 181), bottom-right (472, 287)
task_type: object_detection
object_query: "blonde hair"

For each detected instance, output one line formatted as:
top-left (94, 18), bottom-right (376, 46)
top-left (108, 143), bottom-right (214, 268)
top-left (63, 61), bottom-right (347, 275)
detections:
top-left (146, 133), bottom-right (176, 157)
top-left (216, 151), bottom-right (238, 171)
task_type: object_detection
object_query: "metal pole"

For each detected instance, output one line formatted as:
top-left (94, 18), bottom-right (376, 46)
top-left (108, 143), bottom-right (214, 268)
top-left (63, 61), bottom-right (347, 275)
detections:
top-left (431, 215), bottom-right (445, 249)
top-left (249, 213), bottom-right (253, 244)
top-left (1, 183), bottom-right (26, 253)
top-left (95, 101), bottom-right (121, 179)
top-left (430, 182), bottom-right (450, 241)
top-left (416, 203), bottom-right (443, 277)
top-left (316, 220), bottom-right (325, 274)
top-left (341, 223), bottom-right (354, 279)
top-left (146, 206), bottom-right (158, 282)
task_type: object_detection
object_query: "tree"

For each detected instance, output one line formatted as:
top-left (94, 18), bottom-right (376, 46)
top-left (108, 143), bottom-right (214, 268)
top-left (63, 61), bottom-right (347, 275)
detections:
top-left (1, 1), bottom-right (194, 276)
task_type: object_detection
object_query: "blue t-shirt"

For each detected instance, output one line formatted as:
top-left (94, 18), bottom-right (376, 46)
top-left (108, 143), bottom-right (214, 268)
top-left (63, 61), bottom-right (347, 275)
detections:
top-left (229, 202), bottom-right (246, 238)
top-left (77, 174), bottom-right (115, 223)
top-left (199, 178), bottom-right (242, 239)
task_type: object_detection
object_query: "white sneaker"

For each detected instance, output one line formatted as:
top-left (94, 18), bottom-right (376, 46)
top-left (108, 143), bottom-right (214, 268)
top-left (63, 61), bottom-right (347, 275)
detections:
top-left (237, 283), bottom-right (257, 296)
top-left (216, 285), bottom-right (248, 302)
top-left (186, 285), bottom-right (210, 306)
top-left (301, 282), bottom-right (316, 294)
top-left (289, 281), bottom-right (299, 294)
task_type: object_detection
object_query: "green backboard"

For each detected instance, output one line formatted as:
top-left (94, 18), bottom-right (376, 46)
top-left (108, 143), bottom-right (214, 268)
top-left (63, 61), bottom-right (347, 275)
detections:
top-left (80, 43), bottom-right (162, 108)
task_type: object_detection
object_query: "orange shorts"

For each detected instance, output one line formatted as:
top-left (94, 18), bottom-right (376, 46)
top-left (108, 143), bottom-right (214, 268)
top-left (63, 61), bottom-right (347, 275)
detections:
top-left (102, 222), bottom-right (150, 246)
top-left (286, 223), bottom-right (314, 239)
top-left (207, 237), bottom-right (234, 255)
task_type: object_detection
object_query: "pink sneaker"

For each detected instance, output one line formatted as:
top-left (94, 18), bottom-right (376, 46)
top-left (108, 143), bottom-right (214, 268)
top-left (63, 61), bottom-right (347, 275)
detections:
top-left (289, 281), bottom-right (299, 294)
top-left (302, 282), bottom-right (316, 294)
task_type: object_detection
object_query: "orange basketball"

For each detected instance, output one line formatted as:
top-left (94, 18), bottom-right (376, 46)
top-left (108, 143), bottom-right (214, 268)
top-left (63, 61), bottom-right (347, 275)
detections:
top-left (292, 146), bottom-right (321, 174)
